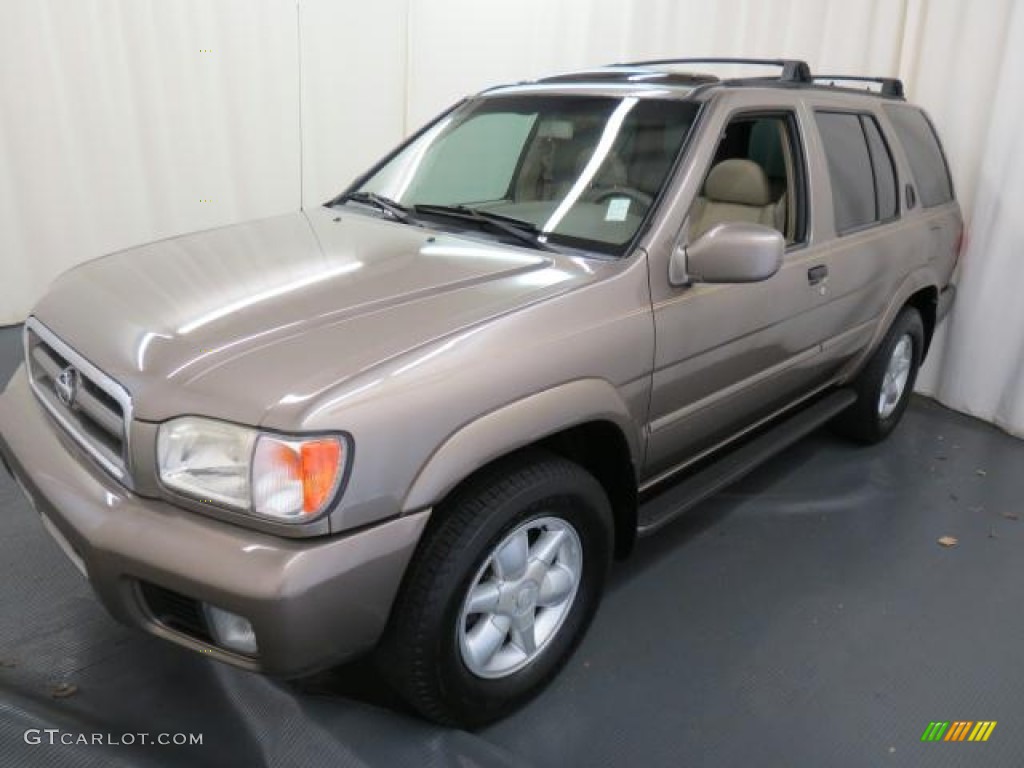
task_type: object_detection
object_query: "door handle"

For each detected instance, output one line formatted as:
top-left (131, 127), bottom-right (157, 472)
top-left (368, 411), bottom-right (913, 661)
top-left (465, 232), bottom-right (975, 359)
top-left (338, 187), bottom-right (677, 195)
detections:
top-left (807, 264), bottom-right (829, 286)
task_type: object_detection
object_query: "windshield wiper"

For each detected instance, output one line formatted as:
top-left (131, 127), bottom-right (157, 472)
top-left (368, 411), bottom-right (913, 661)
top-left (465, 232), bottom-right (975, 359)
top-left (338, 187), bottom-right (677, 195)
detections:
top-left (412, 204), bottom-right (556, 252)
top-left (333, 191), bottom-right (418, 225)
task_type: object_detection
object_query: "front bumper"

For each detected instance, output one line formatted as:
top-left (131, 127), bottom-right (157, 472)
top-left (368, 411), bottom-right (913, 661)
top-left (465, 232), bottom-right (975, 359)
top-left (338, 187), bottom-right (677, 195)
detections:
top-left (0, 367), bottom-right (429, 677)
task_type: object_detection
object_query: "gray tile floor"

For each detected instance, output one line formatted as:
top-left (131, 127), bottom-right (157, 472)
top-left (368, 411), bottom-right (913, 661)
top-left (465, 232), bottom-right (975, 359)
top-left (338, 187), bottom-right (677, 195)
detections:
top-left (2, 322), bottom-right (1023, 767)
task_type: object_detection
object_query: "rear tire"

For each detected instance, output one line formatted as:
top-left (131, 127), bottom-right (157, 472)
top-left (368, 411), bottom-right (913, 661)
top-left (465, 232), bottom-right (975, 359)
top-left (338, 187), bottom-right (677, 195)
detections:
top-left (376, 452), bottom-right (613, 728)
top-left (832, 306), bottom-right (924, 444)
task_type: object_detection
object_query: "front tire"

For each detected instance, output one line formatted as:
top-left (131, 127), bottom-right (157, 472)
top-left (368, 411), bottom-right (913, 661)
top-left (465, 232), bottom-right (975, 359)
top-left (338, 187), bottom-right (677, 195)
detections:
top-left (832, 306), bottom-right (924, 444)
top-left (376, 452), bottom-right (613, 727)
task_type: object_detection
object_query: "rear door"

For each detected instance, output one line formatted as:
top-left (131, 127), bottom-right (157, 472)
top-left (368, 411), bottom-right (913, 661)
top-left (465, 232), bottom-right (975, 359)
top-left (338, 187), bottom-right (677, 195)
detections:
top-left (806, 107), bottom-right (908, 370)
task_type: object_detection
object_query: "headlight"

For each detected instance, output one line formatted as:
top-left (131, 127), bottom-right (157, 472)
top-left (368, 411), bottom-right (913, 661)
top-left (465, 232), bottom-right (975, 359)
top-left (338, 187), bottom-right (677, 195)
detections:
top-left (157, 417), bottom-right (347, 522)
top-left (157, 418), bottom-right (255, 509)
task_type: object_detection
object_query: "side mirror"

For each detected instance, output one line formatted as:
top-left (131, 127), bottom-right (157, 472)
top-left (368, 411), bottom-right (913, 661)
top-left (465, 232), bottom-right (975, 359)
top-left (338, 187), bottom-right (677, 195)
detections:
top-left (669, 222), bottom-right (784, 286)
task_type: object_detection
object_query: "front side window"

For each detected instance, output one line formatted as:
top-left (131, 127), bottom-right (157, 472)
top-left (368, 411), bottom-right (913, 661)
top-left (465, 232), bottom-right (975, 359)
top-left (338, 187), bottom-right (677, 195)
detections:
top-left (689, 113), bottom-right (806, 245)
top-left (352, 95), bottom-right (700, 255)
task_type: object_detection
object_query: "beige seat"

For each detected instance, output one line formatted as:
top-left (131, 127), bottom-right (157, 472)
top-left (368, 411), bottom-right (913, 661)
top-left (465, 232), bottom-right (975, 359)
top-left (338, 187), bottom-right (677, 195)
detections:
top-left (690, 158), bottom-right (782, 239)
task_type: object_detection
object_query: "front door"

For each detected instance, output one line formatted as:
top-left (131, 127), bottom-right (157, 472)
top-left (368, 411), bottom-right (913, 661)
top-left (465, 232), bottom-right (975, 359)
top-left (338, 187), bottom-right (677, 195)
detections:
top-left (644, 108), bottom-right (829, 482)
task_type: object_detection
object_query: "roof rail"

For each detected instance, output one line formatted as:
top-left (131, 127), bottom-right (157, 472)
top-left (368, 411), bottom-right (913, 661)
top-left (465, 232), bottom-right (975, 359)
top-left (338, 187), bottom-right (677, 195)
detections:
top-left (613, 57), bottom-right (813, 84)
top-left (813, 75), bottom-right (905, 99)
top-left (538, 68), bottom-right (719, 86)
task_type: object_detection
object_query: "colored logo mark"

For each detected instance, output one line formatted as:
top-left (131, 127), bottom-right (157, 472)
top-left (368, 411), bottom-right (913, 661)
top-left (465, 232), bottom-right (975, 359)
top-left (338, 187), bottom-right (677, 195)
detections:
top-left (921, 721), bottom-right (997, 742)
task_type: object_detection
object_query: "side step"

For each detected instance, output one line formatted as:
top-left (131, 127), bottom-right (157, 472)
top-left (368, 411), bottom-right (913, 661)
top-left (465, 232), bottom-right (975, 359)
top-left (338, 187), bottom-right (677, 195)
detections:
top-left (636, 389), bottom-right (856, 537)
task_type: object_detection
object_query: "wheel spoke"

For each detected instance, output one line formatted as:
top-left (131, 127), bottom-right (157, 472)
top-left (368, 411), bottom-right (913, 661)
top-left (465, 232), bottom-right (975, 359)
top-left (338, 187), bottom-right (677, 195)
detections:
top-left (878, 334), bottom-right (915, 418)
top-left (465, 581), bottom-right (501, 615)
top-left (538, 564), bottom-right (575, 607)
top-left (458, 516), bottom-right (584, 679)
top-left (464, 615), bottom-right (511, 669)
top-left (530, 528), bottom-right (567, 567)
top-left (510, 613), bottom-right (537, 655)
top-left (494, 530), bottom-right (529, 580)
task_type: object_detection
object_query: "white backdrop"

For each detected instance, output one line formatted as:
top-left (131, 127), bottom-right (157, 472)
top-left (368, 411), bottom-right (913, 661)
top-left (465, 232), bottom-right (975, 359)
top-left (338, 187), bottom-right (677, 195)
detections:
top-left (0, 0), bottom-right (1021, 434)
top-left (0, 0), bottom-right (301, 318)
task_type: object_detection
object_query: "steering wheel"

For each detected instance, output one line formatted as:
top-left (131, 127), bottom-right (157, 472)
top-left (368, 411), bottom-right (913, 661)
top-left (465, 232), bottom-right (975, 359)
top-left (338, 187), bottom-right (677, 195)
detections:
top-left (583, 186), bottom-right (653, 212)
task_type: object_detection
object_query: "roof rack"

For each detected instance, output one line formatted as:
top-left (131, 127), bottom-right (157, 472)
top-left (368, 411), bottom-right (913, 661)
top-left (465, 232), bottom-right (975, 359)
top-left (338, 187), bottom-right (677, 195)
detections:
top-left (539, 68), bottom-right (719, 86)
top-left (613, 57), bottom-right (813, 84)
top-left (812, 75), bottom-right (905, 99)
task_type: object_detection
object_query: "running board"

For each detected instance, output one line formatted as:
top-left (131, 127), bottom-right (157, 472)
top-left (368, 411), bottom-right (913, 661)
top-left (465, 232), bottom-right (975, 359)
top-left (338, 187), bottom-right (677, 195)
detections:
top-left (636, 389), bottom-right (857, 537)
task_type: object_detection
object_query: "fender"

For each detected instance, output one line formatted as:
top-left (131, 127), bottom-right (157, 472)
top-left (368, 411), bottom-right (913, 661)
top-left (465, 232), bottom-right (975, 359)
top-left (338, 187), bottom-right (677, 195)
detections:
top-left (837, 265), bottom-right (939, 383)
top-left (401, 378), bottom-right (642, 513)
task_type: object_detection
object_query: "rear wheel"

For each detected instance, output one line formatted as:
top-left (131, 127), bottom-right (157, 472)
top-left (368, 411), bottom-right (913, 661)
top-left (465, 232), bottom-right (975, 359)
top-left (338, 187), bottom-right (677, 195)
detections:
top-left (376, 452), bottom-right (613, 727)
top-left (832, 306), bottom-right (924, 444)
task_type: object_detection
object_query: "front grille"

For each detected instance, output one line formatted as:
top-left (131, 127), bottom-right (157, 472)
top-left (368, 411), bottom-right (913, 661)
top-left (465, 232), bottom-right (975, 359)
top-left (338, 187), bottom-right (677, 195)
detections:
top-left (24, 318), bottom-right (132, 484)
top-left (139, 582), bottom-right (213, 643)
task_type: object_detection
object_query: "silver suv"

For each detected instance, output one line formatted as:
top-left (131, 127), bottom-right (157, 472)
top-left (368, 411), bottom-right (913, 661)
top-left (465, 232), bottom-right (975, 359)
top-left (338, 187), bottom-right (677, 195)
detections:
top-left (0, 58), bottom-right (961, 726)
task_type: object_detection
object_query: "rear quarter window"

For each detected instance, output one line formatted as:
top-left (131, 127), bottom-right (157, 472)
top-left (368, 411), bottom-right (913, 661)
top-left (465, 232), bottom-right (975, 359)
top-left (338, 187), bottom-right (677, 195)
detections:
top-left (884, 105), bottom-right (954, 207)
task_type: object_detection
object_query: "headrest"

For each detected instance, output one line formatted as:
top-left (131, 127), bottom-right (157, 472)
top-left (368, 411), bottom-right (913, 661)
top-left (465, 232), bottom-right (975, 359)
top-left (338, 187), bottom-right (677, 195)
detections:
top-left (704, 158), bottom-right (772, 206)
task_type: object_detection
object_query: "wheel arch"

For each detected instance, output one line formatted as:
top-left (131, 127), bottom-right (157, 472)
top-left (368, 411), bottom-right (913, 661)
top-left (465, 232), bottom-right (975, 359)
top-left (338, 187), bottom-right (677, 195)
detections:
top-left (839, 268), bottom-right (941, 383)
top-left (905, 285), bottom-right (938, 359)
top-left (402, 379), bottom-right (642, 558)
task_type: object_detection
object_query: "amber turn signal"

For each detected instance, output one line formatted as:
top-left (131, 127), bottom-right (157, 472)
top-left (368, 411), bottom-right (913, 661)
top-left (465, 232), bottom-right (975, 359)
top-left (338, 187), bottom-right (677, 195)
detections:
top-left (252, 435), bottom-right (344, 520)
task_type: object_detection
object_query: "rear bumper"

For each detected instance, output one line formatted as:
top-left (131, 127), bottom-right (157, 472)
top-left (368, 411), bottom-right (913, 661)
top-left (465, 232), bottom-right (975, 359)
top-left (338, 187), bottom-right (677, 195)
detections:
top-left (0, 367), bottom-right (428, 677)
top-left (937, 283), bottom-right (955, 322)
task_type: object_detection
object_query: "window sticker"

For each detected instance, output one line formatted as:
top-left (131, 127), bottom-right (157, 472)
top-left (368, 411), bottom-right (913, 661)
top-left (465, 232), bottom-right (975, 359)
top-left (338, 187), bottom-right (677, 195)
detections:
top-left (605, 197), bottom-right (630, 222)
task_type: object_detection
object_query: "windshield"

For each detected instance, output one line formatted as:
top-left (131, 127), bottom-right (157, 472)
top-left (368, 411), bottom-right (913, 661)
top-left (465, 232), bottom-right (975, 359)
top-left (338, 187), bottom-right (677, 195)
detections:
top-left (349, 94), bottom-right (700, 255)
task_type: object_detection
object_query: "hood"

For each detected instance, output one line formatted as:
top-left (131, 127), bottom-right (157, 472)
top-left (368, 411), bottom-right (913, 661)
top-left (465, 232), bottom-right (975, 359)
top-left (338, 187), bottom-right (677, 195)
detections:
top-left (32, 207), bottom-right (598, 424)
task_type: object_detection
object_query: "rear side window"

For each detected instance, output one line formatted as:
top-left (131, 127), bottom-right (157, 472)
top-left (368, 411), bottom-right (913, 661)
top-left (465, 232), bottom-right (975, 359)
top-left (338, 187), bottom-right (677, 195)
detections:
top-left (884, 105), bottom-right (953, 207)
top-left (815, 111), bottom-right (899, 233)
top-left (862, 118), bottom-right (898, 220)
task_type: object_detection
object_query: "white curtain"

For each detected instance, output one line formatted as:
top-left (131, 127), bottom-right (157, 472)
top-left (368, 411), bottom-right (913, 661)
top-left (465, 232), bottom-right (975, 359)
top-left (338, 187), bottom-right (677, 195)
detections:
top-left (1, 0), bottom-right (1021, 434)
top-left (915, 1), bottom-right (1024, 436)
top-left (0, 0), bottom-right (302, 321)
